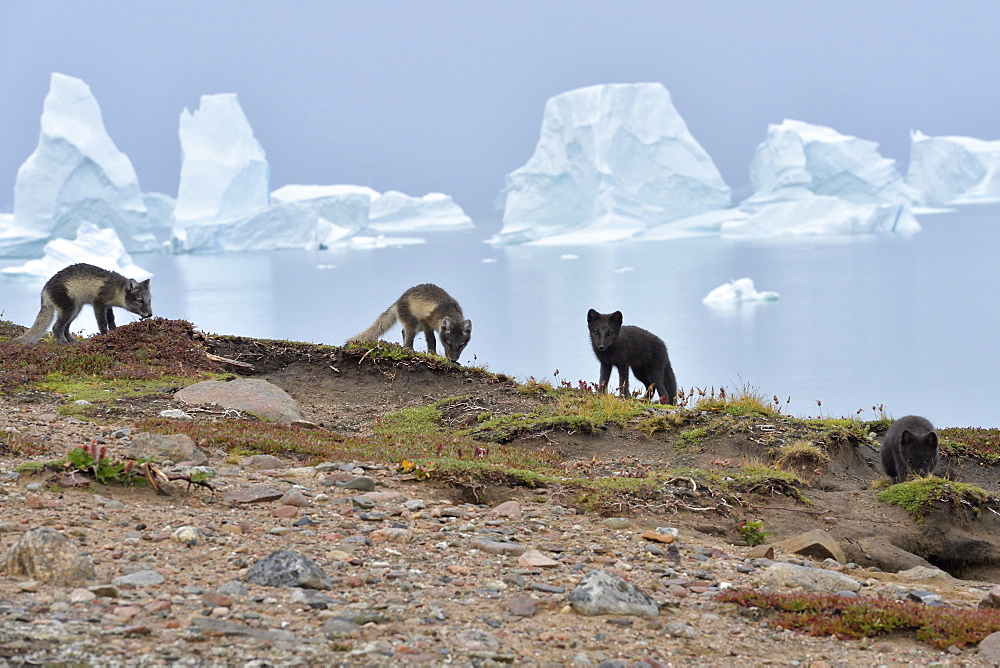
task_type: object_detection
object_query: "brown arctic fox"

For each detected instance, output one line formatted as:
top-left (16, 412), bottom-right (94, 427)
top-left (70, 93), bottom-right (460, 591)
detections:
top-left (14, 263), bottom-right (153, 345)
top-left (880, 415), bottom-right (939, 484)
top-left (587, 309), bottom-right (677, 403)
top-left (346, 283), bottom-right (472, 362)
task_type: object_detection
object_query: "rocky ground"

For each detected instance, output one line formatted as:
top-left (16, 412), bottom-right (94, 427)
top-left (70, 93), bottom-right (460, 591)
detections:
top-left (1, 325), bottom-right (1000, 666)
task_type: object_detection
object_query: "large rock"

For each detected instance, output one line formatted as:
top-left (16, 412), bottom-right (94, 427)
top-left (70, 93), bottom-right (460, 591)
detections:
top-left (567, 569), bottom-right (658, 617)
top-left (244, 550), bottom-right (332, 590)
top-left (760, 562), bottom-right (861, 593)
top-left (174, 378), bottom-right (303, 423)
top-left (125, 432), bottom-right (208, 466)
top-left (0, 527), bottom-right (96, 586)
top-left (776, 529), bottom-right (847, 564)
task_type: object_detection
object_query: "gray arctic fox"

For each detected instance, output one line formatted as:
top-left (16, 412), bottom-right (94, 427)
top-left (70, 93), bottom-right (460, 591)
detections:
top-left (14, 263), bottom-right (153, 345)
top-left (880, 415), bottom-right (939, 484)
top-left (587, 309), bottom-right (677, 403)
top-left (346, 283), bottom-right (472, 362)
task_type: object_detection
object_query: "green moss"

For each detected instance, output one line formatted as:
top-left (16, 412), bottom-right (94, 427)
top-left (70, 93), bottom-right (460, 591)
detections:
top-left (375, 404), bottom-right (444, 438)
top-left (676, 426), bottom-right (709, 447)
top-left (878, 477), bottom-right (992, 525)
top-left (471, 391), bottom-right (648, 443)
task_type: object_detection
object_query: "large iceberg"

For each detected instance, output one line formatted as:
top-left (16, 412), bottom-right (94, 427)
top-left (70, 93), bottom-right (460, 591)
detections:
top-left (1, 73), bottom-right (155, 257)
top-left (749, 119), bottom-right (918, 205)
top-left (171, 93), bottom-right (270, 250)
top-left (1, 219), bottom-right (152, 282)
top-left (906, 131), bottom-right (1000, 205)
top-left (725, 120), bottom-right (921, 237)
top-left (490, 83), bottom-right (731, 245)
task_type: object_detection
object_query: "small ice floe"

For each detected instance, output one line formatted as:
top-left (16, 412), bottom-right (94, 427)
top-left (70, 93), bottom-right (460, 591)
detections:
top-left (702, 278), bottom-right (779, 305)
top-left (481, 258), bottom-right (498, 264)
top-left (613, 266), bottom-right (634, 274)
top-left (560, 254), bottom-right (579, 260)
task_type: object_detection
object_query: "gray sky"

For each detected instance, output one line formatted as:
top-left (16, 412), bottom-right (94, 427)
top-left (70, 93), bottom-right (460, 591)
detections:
top-left (2, 2), bottom-right (998, 223)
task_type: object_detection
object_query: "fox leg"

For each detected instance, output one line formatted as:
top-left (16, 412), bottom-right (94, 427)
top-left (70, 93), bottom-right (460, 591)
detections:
top-left (422, 325), bottom-right (437, 355)
top-left (616, 365), bottom-right (630, 396)
top-left (54, 304), bottom-right (84, 344)
top-left (597, 362), bottom-right (612, 393)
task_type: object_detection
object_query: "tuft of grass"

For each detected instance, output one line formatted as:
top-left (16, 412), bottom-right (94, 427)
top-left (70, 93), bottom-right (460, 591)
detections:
top-left (877, 477), bottom-right (993, 525)
top-left (695, 383), bottom-right (783, 418)
top-left (676, 426), bottom-right (710, 448)
top-left (775, 440), bottom-right (830, 469)
top-left (0, 430), bottom-right (47, 457)
top-left (718, 589), bottom-right (1000, 650)
top-left (470, 391), bottom-right (648, 443)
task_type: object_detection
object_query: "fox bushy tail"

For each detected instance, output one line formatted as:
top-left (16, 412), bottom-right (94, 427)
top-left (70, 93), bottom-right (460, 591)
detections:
top-left (13, 300), bottom-right (55, 345)
top-left (346, 306), bottom-right (398, 345)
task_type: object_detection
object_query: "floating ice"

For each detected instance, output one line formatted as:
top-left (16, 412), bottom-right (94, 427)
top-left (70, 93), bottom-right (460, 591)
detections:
top-left (702, 278), bottom-right (779, 305)
top-left (178, 190), bottom-right (369, 253)
top-left (906, 131), bottom-right (1000, 205)
top-left (2, 73), bottom-right (154, 257)
top-left (750, 120), bottom-right (919, 205)
top-left (723, 189), bottom-right (919, 238)
top-left (273, 184), bottom-right (472, 234)
top-left (728, 120), bottom-right (921, 237)
top-left (490, 83), bottom-right (731, 245)
top-left (172, 93), bottom-right (270, 246)
top-left (1, 220), bottom-right (152, 282)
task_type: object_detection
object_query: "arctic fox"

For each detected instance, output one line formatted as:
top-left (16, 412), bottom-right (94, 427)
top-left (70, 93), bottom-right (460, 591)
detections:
top-left (880, 415), bottom-right (939, 484)
top-left (587, 309), bottom-right (677, 403)
top-left (346, 283), bottom-right (472, 362)
top-left (14, 263), bottom-right (153, 345)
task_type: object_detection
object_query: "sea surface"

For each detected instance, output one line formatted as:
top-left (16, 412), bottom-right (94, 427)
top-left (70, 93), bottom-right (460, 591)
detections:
top-left (3, 204), bottom-right (998, 428)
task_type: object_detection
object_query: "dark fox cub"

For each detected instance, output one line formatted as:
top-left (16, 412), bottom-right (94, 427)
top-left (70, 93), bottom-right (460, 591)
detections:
top-left (14, 263), bottom-right (153, 345)
top-left (880, 415), bottom-right (939, 484)
top-left (347, 283), bottom-right (472, 362)
top-left (587, 309), bottom-right (677, 403)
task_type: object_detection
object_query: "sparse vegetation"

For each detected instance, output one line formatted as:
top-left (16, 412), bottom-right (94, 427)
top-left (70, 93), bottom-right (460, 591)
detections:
top-left (718, 589), bottom-right (1000, 650)
top-left (877, 476), bottom-right (994, 525)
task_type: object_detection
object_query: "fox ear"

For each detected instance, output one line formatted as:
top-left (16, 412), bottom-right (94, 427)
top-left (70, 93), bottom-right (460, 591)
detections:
top-left (587, 309), bottom-right (599, 323)
top-left (900, 430), bottom-right (914, 445)
top-left (440, 316), bottom-right (452, 332)
top-left (141, 279), bottom-right (150, 288)
top-left (610, 311), bottom-right (623, 327)
top-left (461, 319), bottom-right (472, 336)
top-left (927, 432), bottom-right (939, 447)
top-left (125, 278), bottom-right (138, 291)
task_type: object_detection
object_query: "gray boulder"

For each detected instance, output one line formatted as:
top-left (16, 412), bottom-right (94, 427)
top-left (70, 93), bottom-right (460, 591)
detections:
top-left (126, 432), bottom-right (207, 466)
top-left (567, 569), bottom-right (658, 617)
top-left (0, 527), bottom-right (96, 586)
top-left (244, 550), bottom-right (332, 590)
top-left (175, 378), bottom-right (303, 423)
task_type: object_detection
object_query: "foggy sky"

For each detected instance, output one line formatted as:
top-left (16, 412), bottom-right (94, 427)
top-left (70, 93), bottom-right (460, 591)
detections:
top-left (2, 2), bottom-right (998, 223)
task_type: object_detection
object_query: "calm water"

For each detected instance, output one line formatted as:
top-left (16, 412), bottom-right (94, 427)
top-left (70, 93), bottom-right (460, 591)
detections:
top-left (3, 204), bottom-right (998, 428)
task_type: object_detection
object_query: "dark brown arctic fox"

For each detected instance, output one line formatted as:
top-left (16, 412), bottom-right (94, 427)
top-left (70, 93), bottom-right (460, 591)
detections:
top-left (880, 415), bottom-right (939, 484)
top-left (346, 283), bottom-right (472, 362)
top-left (587, 309), bottom-right (677, 403)
top-left (14, 263), bottom-right (153, 345)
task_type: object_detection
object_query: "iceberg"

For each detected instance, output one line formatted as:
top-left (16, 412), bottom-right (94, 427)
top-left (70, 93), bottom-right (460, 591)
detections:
top-left (272, 184), bottom-right (473, 234)
top-left (490, 83), bottom-right (731, 245)
top-left (906, 131), bottom-right (1000, 205)
top-left (2, 72), bottom-right (155, 257)
top-left (703, 278), bottom-right (779, 305)
top-left (171, 93), bottom-right (270, 248)
top-left (750, 120), bottom-right (919, 205)
top-left (1, 219), bottom-right (152, 282)
top-left (729, 120), bottom-right (921, 237)
top-left (180, 188), bottom-right (369, 253)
